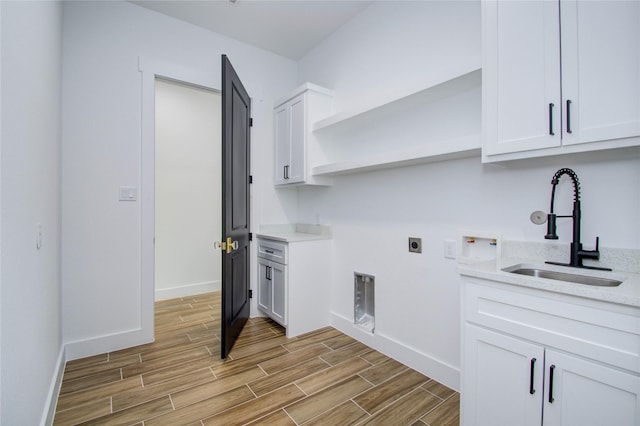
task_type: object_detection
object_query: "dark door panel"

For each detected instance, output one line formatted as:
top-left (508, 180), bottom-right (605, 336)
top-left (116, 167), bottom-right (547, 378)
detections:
top-left (221, 55), bottom-right (251, 359)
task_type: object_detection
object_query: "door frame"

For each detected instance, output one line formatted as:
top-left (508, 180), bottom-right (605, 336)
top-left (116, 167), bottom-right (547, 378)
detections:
top-left (139, 57), bottom-right (222, 343)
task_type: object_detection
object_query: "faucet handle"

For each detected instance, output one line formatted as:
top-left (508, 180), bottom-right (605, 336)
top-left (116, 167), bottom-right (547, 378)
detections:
top-left (580, 236), bottom-right (601, 261)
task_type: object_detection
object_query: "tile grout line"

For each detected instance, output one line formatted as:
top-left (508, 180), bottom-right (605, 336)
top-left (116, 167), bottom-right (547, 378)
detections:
top-left (353, 374), bottom-right (428, 422)
top-left (280, 344), bottom-right (293, 354)
top-left (278, 408), bottom-right (300, 426)
top-left (246, 383), bottom-right (258, 399)
top-left (292, 382), bottom-right (308, 397)
top-left (256, 364), bottom-right (268, 377)
top-left (417, 389), bottom-right (453, 421)
top-left (208, 366), bottom-right (217, 379)
top-left (351, 398), bottom-right (373, 425)
top-left (378, 384), bottom-right (437, 424)
top-left (357, 373), bottom-right (377, 388)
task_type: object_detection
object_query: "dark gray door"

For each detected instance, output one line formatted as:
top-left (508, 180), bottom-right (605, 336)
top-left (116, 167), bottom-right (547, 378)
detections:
top-left (220, 55), bottom-right (251, 359)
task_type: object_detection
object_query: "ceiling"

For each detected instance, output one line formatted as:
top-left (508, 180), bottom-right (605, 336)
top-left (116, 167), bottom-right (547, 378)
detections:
top-left (130, 0), bottom-right (373, 60)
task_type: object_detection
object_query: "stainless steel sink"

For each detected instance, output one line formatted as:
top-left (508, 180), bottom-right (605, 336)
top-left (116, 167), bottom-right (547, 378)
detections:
top-left (502, 264), bottom-right (623, 287)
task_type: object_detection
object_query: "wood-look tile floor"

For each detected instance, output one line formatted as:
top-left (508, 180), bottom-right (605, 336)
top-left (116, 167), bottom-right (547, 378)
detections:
top-left (54, 292), bottom-right (459, 425)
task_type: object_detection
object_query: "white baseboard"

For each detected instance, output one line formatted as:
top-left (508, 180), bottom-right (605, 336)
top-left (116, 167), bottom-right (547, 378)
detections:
top-left (330, 312), bottom-right (460, 391)
top-left (44, 327), bottom-right (155, 423)
top-left (155, 280), bottom-right (220, 301)
top-left (64, 280), bottom-right (220, 363)
top-left (64, 327), bottom-right (153, 362)
top-left (41, 346), bottom-right (66, 426)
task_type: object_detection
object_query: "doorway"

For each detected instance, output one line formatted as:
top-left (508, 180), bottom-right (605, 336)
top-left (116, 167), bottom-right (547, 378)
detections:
top-left (154, 78), bottom-right (222, 301)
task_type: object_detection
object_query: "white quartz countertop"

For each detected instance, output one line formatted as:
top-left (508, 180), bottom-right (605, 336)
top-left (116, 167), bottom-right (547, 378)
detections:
top-left (458, 257), bottom-right (640, 308)
top-left (256, 223), bottom-right (332, 243)
top-left (256, 231), bottom-right (332, 243)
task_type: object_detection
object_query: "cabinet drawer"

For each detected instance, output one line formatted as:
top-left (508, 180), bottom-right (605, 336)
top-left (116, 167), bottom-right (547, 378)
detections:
top-left (463, 278), bottom-right (640, 373)
top-left (257, 238), bottom-right (287, 264)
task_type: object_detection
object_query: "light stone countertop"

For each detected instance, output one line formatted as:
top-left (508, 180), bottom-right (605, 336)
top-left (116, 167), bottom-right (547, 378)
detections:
top-left (256, 223), bottom-right (332, 243)
top-left (458, 257), bottom-right (640, 308)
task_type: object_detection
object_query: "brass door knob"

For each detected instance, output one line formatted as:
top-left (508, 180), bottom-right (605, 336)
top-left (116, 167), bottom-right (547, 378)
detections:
top-left (215, 237), bottom-right (238, 254)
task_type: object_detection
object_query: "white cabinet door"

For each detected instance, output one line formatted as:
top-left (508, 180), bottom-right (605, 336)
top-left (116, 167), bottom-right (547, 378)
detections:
top-left (543, 349), bottom-right (640, 426)
top-left (257, 257), bottom-right (286, 326)
top-left (483, 0), bottom-right (561, 155)
top-left (257, 258), bottom-right (272, 314)
top-left (560, 0), bottom-right (640, 146)
top-left (273, 83), bottom-right (332, 186)
top-left (483, 0), bottom-right (640, 160)
top-left (270, 261), bottom-right (286, 325)
top-left (288, 97), bottom-right (306, 183)
top-left (274, 94), bottom-right (306, 185)
top-left (274, 103), bottom-right (291, 185)
top-left (462, 324), bottom-right (544, 426)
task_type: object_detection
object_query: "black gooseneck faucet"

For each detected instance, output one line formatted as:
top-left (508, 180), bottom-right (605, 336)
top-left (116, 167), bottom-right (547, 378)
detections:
top-left (544, 168), bottom-right (611, 271)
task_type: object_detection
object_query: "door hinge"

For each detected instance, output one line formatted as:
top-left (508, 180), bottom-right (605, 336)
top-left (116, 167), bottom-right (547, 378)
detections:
top-left (248, 289), bottom-right (253, 299)
top-left (249, 117), bottom-right (253, 127)
top-left (249, 232), bottom-right (253, 241)
top-left (249, 175), bottom-right (253, 184)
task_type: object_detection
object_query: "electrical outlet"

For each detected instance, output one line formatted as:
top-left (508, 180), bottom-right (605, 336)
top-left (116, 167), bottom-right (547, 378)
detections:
top-left (444, 239), bottom-right (456, 259)
top-left (408, 237), bottom-right (422, 253)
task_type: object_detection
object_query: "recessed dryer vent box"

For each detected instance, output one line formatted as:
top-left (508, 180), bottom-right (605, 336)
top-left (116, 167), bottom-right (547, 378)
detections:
top-left (354, 272), bottom-right (375, 334)
top-left (458, 231), bottom-right (502, 264)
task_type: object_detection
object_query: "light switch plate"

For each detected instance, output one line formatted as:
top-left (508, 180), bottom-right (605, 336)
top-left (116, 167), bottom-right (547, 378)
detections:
top-left (444, 239), bottom-right (456, 259)
top-left (119, 186), bottom-right (137, 201)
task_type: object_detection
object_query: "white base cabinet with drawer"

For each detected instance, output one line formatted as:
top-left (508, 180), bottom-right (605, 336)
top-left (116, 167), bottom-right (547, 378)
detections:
top-left (256, 237), bottom-right (331, 338)
top-left (460, 276), bottom-right (640, 425)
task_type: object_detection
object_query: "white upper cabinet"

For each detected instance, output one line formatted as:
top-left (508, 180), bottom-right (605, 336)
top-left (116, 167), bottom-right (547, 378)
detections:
top-left (483, 0), bottom-right (561, 155)
top-left (274, 102), bottom-right (293, 184)
top-left (482, 0), bottom-right (640, 162)
top-left (561, 0), bottom-right (640, 146)
top-left (274, 83), bottom-right (333, 187)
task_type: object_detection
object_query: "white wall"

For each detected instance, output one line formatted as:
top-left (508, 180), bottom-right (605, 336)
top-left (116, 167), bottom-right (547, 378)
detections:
top-left (61, 1), bottom-right (298, 358)
top-left (1, 1), bottom-right (64, 424)
top-left (298, 1), bottom-right (482, 112)
top-left (296, 1), bottom-right (640, 390)
top-left (155, 79), bottom-right (221, 301)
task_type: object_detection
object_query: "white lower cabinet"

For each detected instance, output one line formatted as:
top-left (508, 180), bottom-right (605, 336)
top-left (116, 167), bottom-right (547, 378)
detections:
top-left (464, 324), bottom-right (639, 426)
top-left (256, 236), bottom-right (331, 338)
top-left (257, 257), bottom-right (286, 326)
top-left (543, 350), bottom-right (640, 426)
top-left (464, 324), bottom-right (544, 426)
top-left (461, 277), bottom-right (640, 425)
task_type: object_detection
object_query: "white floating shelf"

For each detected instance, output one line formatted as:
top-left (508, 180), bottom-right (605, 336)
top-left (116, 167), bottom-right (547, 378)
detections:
top-left (312, 134), bottom-right (481, 176)
top-left (313, 66), bottom-right (481, 134)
